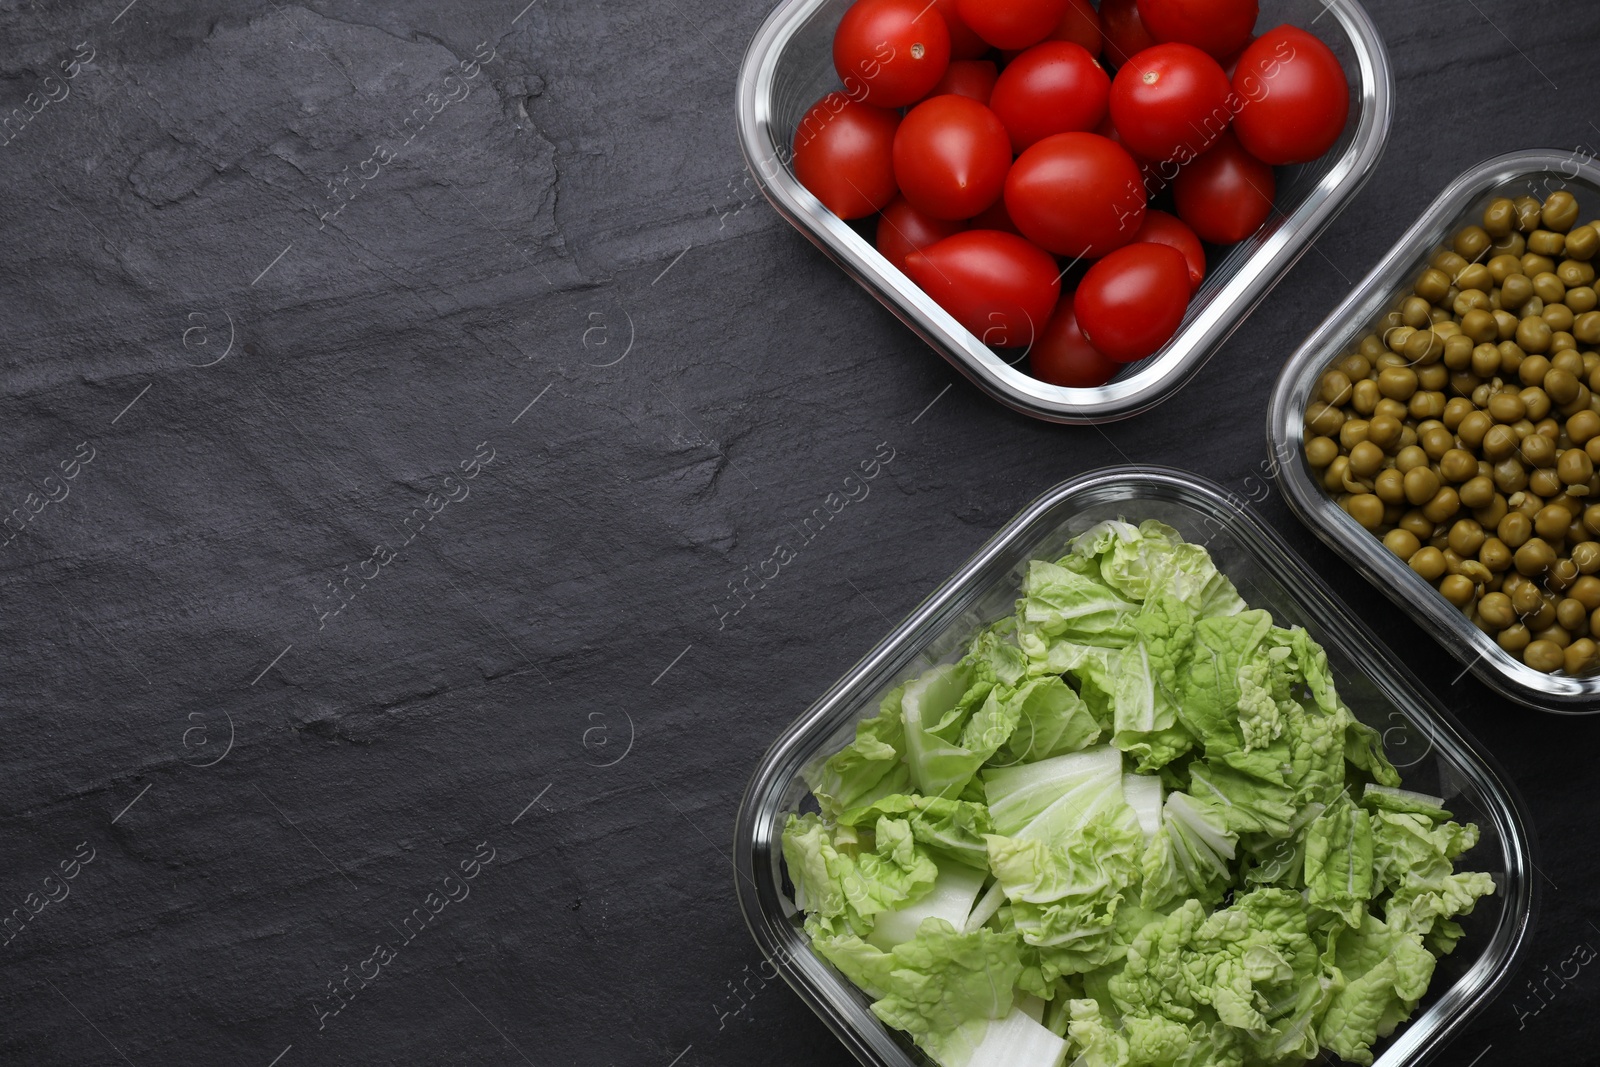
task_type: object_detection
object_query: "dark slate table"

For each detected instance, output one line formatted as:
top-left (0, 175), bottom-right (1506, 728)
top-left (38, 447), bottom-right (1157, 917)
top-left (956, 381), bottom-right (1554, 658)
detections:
top-left (1, 0), bottom-right (1596, 1063)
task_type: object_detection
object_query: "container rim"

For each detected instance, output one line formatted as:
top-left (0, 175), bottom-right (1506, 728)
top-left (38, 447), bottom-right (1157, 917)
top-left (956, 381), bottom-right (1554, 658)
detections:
top-left (733, 0), bottom-right (1395, 424)
top-left (733, 464), bottom-right (1537, 1067)
top-left (1268, 148), bottom-right (1600, 714)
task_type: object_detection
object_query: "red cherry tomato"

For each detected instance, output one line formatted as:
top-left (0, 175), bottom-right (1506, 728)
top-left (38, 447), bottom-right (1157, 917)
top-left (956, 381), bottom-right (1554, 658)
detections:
top-left (1109, 43), bottom-right (1231, 163)
top-left (877, 196), bottom-right (967, 273)
top-left (792, 93), bottom-right (901, 219)
top-left (1172, 129), bottom-right (1275, 243)
top-left (955, 0), bottom-right (1067, 50)
top-left (893, 95), bottom-right (1013, 220)
top-left (1100, 0), bottom-right (1157, 67)
top-left (1005, 0), bottom-right (1100, 60)
top-left (1029, 297), bottom-right (1121, 386)
top-left (1231, 25), bottom-right (1350, 165)
top-left (1096, 115), bottom-right (1175, 197)
top-left (833, 0), bottom-right (953, 108)
top-left (1047, 0), bottom-right (1102, 56)
top-left (970, 195), bottom-right (1021, 235)
top-left (925, 59), bottom-right (1000, 104)
top-left (1133, 209), bottom-right (1205, 290)
top-left (905, 230), bottom-right (1061, 348)
top-left (990, 42), bottom-right (1110, 153)
top-left (1136, 0), bottom-right (1257, 61)
top-left (932, 0), bottom-right (991, 58)
top-left (1004, 132), bottom-right (1146, 257)
top-left (1074, 243), bottom-right (1191, 361)
top-left (1220, 35), bottom-right (1254, 77)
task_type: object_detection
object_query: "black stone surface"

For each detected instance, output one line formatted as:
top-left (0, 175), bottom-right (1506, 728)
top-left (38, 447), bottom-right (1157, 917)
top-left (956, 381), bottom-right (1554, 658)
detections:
top-left (0, 0), bottom-right (1597, 1064)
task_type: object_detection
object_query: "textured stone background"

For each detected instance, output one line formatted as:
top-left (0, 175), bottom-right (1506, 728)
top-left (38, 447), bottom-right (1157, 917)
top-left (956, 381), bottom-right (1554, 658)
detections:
top-left (0, 0), bottom-right (1598, 1064)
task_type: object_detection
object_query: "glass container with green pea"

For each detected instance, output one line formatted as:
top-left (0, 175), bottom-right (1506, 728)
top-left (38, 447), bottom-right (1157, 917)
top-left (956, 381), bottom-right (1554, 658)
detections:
top-left (1299, 187), bottom-right (1600, 677)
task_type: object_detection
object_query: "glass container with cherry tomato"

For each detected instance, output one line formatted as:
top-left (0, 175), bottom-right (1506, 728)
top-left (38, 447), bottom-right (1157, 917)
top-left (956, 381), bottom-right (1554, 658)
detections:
top-left (786, 0), bottom-right (1358, 392)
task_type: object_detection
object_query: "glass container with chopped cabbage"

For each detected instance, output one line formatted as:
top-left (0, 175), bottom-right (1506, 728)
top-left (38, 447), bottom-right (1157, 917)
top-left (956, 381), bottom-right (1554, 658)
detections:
top-left (782, 520), bottom-right (1495, 1067)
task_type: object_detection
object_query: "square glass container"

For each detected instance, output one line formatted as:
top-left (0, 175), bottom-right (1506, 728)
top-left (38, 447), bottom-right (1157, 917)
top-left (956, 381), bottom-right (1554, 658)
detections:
top-left (734, 1), bottom-right (1393, 423)
top-left (732, 466), bottom-right (1534, 1066)
top-left (1268, 149), bottom-right (1600, 713)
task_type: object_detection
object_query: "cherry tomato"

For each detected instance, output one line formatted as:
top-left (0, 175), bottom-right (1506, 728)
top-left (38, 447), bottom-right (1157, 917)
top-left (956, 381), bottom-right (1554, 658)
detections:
top-left (1220, 35), bottom-right (1254, 77)
top-left (990, 42), bottom-right (1110, 153)
top-left (1095, 114), bottom-right (1175, 198)
top-left (1074, 243), bottom-right (1191, 361)
top-left (1109, 43), bottom-right (1231, 163)
top-left (956, 0), bottom-right (1067, 50)
top-left (904, 230), bottom-right (1061, 347)
top-left (1005, 132), bottom-right (1146, 257)
top-left (1002, 0), bottom-right (1101, 60)
top-left (925, 59), bottom-right (1000, 104)
top-left (833, 0), bottom-right (953, 108)
top-left (932, 0), bottom-right (991, 58)
top-left (876, 196), bottom-right (967, 273)
top-left (1133, 209), bottom-right (1205, 290)
top-left (1029, 297), bottom-right (1121, 386)
top-left (1231, 25), bottom-right (1349, 165)
top-left (893, 95), bottom-right (1012, 220)
top-left (792, 93), bottom-right (901, 219)
top-left (1100, 0), bottom-right (1158, 67)
top-left (1047, 0), bottom-right (1101, 56)
top-left (970, 196), bottom-right (1021, 235)
top-left (1136, 0), bottom-right (1257, 61)
top-left (1172, 129), bottom-right (1274, 243)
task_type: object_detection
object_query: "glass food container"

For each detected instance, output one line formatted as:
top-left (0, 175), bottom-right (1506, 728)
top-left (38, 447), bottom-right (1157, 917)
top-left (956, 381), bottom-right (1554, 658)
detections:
top-left (1269, 149), bottom-right (1600, 714)
top-left (734, 0), bottom-right (1394, 424)
top-left (733, 466), bottom-right (1534, 1066)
